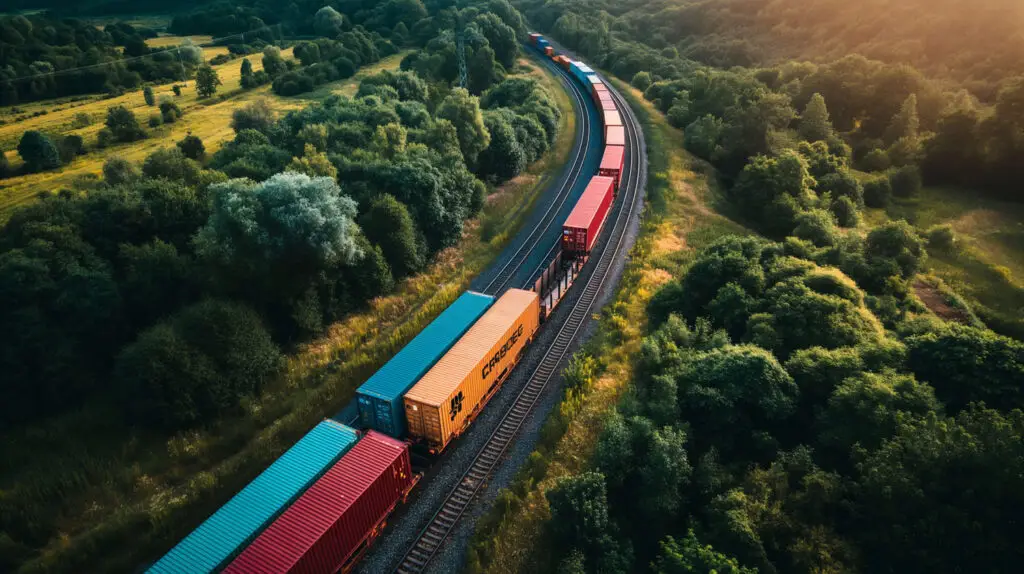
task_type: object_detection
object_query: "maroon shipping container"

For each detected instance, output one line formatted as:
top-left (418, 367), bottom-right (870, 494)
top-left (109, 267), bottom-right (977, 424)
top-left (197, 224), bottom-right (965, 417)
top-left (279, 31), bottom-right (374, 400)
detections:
top-left (528, 33), bottom-right (541, 46)
top-left (600, 99), bottom-right (617, 112)
top-left (562, 176), bottom-right (615, 256)
top-left (599, 145), bottom-right (625, 191)
top-left (605, 125), bottom-right (625, 146)
top-left (545, 46), bottom-right (554, 57)
top-left (603, 110), bottom-right (622, 128)
top-left (223, 432), bottom-right (416, 574)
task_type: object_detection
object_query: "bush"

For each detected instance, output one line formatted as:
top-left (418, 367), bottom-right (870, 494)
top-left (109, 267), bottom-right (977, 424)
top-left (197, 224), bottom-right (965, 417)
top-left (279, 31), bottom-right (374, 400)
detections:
top-left (925, 224), bottom-right (957, 252)
top-left (176, 134), bottom-right (206, 161)
top-left (96, 128), bottom-right (115, 148)
top-left (172, 85), bottom-right (183, 96)
top-left (105, 105), bottom-right (146, 142)
top-left (58, 134), bottom-right (85, 163)
top-left (231, 99), bottom-right (275, 133)
top-left (863, 177), bottom-right (893, 208)
top-left (159, 99), bottom-right (182, 123)
top-left (272, 71), bottom-right (316, 96)
top-left (142, 148), bottom-right (203, 186)
top-left (860, 148), bottom-right (891, 172)
top-left (793, 208), bottom-right (839, 247)
top-left (148, 113), bottom-right (162, 128)
top-left (831, 195), bottom-right (861, 227)
top-left (72, 112), bottom-right (92, 128)
top-left (102, 156), bottom-right (140, 184)
top-left (17, 130), bottom-right (61, 172)
top-left (890, 165), bottom-right (922, 197)
top-left (631, 71), bottom-right (652, 91)
top-left (143, 86), bottom-right (155, 106)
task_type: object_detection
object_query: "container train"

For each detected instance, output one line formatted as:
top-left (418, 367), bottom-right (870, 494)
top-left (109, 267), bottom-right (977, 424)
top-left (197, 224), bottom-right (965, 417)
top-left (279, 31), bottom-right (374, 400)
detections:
top-left (147, 32), bottom-right (626, 574)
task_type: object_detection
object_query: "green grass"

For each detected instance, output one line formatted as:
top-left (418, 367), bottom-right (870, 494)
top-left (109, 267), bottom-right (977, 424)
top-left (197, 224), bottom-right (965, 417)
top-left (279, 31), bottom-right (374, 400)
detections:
top-left (866, 185), bottom-right (1024, 338)
top-left (464, 78), bottom-right (752, 574)
top-left (0, 54), bottom-right (576, 574)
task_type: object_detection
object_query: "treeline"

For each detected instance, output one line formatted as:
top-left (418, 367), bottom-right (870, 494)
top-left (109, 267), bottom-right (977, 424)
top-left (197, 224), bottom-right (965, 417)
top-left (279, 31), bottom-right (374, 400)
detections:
top-left (0, 15), bottom-right (200, 105)
top-left (544, 234), bottom-right (1024, 574)
top-left (513, 0), bottom-right (1024, 202)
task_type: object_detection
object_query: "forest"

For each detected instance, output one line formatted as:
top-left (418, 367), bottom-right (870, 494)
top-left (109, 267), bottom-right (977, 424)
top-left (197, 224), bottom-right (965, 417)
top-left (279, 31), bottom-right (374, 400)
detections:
top-left (500, 0), bottom-right (1024, 573)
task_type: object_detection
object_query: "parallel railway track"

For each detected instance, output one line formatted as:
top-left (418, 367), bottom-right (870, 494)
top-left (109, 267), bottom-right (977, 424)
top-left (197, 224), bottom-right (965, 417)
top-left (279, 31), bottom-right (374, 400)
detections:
top-left (392, 72), bottom-right (646, 574)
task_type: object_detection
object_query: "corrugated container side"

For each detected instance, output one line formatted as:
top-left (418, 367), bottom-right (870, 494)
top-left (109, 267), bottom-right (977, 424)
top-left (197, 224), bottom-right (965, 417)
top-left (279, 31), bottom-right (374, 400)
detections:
top-left (356, 292), bottom-right (494, 437)
top-left (592, 83), bottom-right (610, 105)
top-left (599, 145), bottom-right (626, 190)
top-left (587, 75), bottom-right (603, 88)
top-left (545, 46), bottom-right (554, 57)
top-left (562, 176), bottom-right (615, 255)
top-left (146, 421), bottom-right (359, 574)
top-left (606, 125), bottom-right (626, 146)
top-left (603, 110), bottom-right (623, 128)
top-left (223, 432), bottom-right (413, 574)
top-left (404, 289), bottom-right (541, 450)
top-left (600, 99), bottom-right (617, 112)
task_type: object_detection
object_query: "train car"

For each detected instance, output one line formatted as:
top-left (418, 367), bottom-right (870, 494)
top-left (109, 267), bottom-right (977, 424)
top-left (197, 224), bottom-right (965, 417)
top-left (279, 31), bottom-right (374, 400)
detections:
top-left (223, 431), bottom-right (417, 574)
top-left (562, 176), bottom-right (615, 256)
top-left (537, 38), bottom-right (551, 53)
top-left (599, 145), bottom-right (626, 191)
top-left (528, 33), bottom-right (541, 46)
top-left (554, 55), bottom-right (572, 70)
top-left (404, 289), bottom-right (541, 452)
top-left (603, 110), bottom-right (623, 129)
top-left (587, 75), bottom-right (604, 95)
top-left (545, 46), bottom-right (554, 57)
top-left (606, 125), bottom-right (625, 146)
top-left (355, 291), bottom-right (494, 437)
top-left (600, 98), bottom-right (617, 112)
top-left (147, 421), bottom-right (359, 574)
top-left (569, 61), bottom-right (595, 87)
top-left (593, 85), bottom-right (610, 106)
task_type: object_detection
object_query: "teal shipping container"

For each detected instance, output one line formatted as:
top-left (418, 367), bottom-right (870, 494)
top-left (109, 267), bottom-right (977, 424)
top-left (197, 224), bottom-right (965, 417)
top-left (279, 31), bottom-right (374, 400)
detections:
top-left (356, 291), bottom-right (494, 437)
top-left (146, 421), bottom-right (359, 574)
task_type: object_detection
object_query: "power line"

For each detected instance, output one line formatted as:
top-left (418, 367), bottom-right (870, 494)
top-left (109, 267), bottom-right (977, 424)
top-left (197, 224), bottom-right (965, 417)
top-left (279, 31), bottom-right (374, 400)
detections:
top-left (0, 23), bottom-right (282, 85)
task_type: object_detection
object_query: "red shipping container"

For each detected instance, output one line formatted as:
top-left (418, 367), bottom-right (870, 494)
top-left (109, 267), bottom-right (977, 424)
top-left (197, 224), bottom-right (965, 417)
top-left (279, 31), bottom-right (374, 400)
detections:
top-left (545, 46), bottom-right (554, 57)
top-left (603, 110), bottom-right (622, 128)
top-left (600, 99), bottom-right (617, 112)
top-left (592, 83), bottom-right (609, 105)
top-left (528, 33), bottom-right (541, 46)
top-left (555, 55), bottom-right (572, 70)
top-left (598, 91), bottom-right (614, 102)
top-left (605, 125), bottom-right (625, 146)
top-left (224, 432), bottom-right (416, 574)
top-left (599, 145), bottom-right (625, 191)
top-left (562, 176), bottom-right (615, 256)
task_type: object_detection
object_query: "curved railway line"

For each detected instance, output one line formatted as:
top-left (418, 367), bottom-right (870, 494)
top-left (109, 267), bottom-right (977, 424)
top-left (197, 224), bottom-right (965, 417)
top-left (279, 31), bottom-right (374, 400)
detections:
top-left (391, 66), bottom-right (647, 574)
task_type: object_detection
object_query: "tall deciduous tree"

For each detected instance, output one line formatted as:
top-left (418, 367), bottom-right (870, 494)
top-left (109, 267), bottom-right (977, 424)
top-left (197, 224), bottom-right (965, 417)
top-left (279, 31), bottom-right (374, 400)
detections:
top-left (17, 130), bottom-right (60, 172)
top-left (360, 194), bottom-right (423, 279)
top-left (437, 88), bottom-right (490, 165)
top-left (799, 93), bottom-right (833, 142)
top-left (885, 93), bottom-right (920, 144)
top-left (195, 65), bottom-right (222, 98)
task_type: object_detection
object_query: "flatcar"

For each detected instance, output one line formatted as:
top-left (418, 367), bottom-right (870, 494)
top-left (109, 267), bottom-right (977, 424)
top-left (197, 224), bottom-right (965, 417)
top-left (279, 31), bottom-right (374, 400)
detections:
top-left (562, 176), bottom-right (616, 257)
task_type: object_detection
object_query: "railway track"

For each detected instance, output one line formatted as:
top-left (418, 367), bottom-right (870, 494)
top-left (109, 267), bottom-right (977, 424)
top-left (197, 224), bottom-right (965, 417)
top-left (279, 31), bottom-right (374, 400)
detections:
top-left (479, 56), bottom-right (594, 296)
top-left (392, 74), bottom-right (646, 574)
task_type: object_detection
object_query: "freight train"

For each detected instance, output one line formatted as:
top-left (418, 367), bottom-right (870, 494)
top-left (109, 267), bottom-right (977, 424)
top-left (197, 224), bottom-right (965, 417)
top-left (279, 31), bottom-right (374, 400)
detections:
top-left (147, 33), bottom-right (626, 574)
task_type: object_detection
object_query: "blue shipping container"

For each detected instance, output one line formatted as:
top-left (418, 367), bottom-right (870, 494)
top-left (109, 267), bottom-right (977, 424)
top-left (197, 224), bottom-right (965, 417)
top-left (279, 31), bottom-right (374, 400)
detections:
top-left (356, 291), bottom-right (494, 437)
top-left (570, 61), bottom-right (595, 88)
top-left (146, 421), bottom-right (359, 574)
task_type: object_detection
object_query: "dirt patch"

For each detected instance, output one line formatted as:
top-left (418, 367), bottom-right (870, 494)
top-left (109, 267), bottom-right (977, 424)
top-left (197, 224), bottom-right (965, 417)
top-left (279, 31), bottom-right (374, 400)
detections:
top-left (913, 278), bottom-right (973, 325)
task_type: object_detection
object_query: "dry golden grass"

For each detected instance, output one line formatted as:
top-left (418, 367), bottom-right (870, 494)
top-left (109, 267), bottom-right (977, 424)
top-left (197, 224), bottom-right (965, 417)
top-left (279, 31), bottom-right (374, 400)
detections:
top-left (0, 51), bottom-right (408, 219)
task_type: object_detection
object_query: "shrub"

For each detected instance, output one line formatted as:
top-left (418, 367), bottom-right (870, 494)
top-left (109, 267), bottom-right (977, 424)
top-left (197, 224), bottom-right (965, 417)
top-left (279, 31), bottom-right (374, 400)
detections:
top-left (72, 112), bottom-right (92, 128)
top-left (631, 71), bottom-right (652, 91)
top-left (231, 99), bottom-right (275, 133)
top-left (160, 99), bottom-right (182, 123)
top-left (17, 130), bottom-right (61, 172)
top-left (831, 196), bottom-right (860, 228)
top-left (176, 134), bottom-right (206, 161)
top-left (96, 128), bottom-right (115, 148)
top-left (102, 156), bottom-right (140, 184)
top-left (890, 165), bottom-right (922, 197)
top-left (58, 134), bottom-right (85, 163)
top-left (860, 148), bottom-right (891, 172)
top-left (143, 86), bottom-right (155, 106)
top-left (925, 224), bottom-right (957, 252)
top-left (105, 105), bottom-right (146, 142)
top-left (793, 209), bottom-right (840, 247)
top-left (863, 177), bottom-right (893, 208)
top-left (148, 113), bottom-right (162, 128)
top-left (172, 85), bottom-right (182, 96)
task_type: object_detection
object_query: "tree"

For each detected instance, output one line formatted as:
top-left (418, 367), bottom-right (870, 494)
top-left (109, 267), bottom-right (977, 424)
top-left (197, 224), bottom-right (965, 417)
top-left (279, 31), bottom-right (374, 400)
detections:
top-left (143, 85), bottom-right (155, 106)
top-left (437, 88), bottom-right (490, 165)
top-left (116, 299), bottom-right (281, 429)
top-left (369, 122), bottom-right (407, 159)
top-left (118, 240), bottom-right (197, 329)
top-left (730, 151), bottom-right (816, 237)
top-left (176, 134), bottom-right (205, 160)
top-left (793, 209), bottom-right (839, 247)
top-left (890, 164), bottom-right (922, 197)
top-left (468, 45), bottom-right (503, 95)
top-left (17, 130), bottom-right (60, 172)
top-left (195, 65), bottom-right (222, 98)
top-left (360, 194), bottom-right (423, 279)
top-left (884, 93), bottom-right (920, 144)
top-left (142, 147), bottom-right (203, 186)
top-left (105, 105), bottom-right (145, 142)
top-left (479, 112), bottom-right (526, 181)
top-left (546, 471), bottom-right (630, 570)
top-left (102, 156), bottom-right (140, 184)
top-left (287, 144), bottom-right (337, 178)
top-left (863, 176), bottom-right (892, 208)
top-left (177, 37), bottom-right (204, 65)
top-left (853, 408), bottom-right (1024, 574)
top-left (864, 220), bottom-right (926, 279)
top-left (314, 6), bottom-right (346, 37)
top-left (799, 93), bottom-right (833, 142)
top-left (632, 71), bottom-right (652, 92)
top-left (653, 530), bottom-right (757, 574)
top-left (906, 323), bottom-right (1024, 412)
top-left (231, 99), bottom-right (275, 133)
top-left (240, 58), bottom-right (254, 88)
top-left (262, 46), bottom-right (287, 77)
top-left (159, 99), bottom-right (182, 123)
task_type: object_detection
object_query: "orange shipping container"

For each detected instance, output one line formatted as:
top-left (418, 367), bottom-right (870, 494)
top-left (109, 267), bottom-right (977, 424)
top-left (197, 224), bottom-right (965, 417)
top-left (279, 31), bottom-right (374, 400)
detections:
top-left (404, 289), bottom-right (541, 451)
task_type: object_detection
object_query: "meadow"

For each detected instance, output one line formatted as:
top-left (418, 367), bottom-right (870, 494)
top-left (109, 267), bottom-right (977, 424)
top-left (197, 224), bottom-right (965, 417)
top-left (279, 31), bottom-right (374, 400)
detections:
top-left (0, 39), bottom-right (407, 219)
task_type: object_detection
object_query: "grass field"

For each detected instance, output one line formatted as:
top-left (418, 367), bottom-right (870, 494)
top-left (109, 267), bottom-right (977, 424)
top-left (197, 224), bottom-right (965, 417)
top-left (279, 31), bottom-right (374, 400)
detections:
top-left (2, 55), bottom-right (573, 574)
top-left (865, 186), bottom-right (1024, 337)
top-left (0, 44), bottom-right (408, 220)
top-left (465, 79), bottom-right (750, 574)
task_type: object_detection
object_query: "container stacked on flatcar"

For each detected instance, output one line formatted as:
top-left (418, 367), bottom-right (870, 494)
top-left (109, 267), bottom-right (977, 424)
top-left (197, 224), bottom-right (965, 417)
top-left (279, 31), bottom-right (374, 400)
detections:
top-left (404, 289), bottom-right (541, 451)
top-left (146, 421), bottom-right (359, 574)
top-left (569, 61), bottom-right (596, 88)
top-left (223, 431), bottom-right (416, 574)
top-left (606, 124), bottom-right (625, 146)
top-left (562, 176), bottom-right (616, 256)
top-left (599, 145), bottom-right (625, 191)
top-left (355, 291), bottom-right (494, 437)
